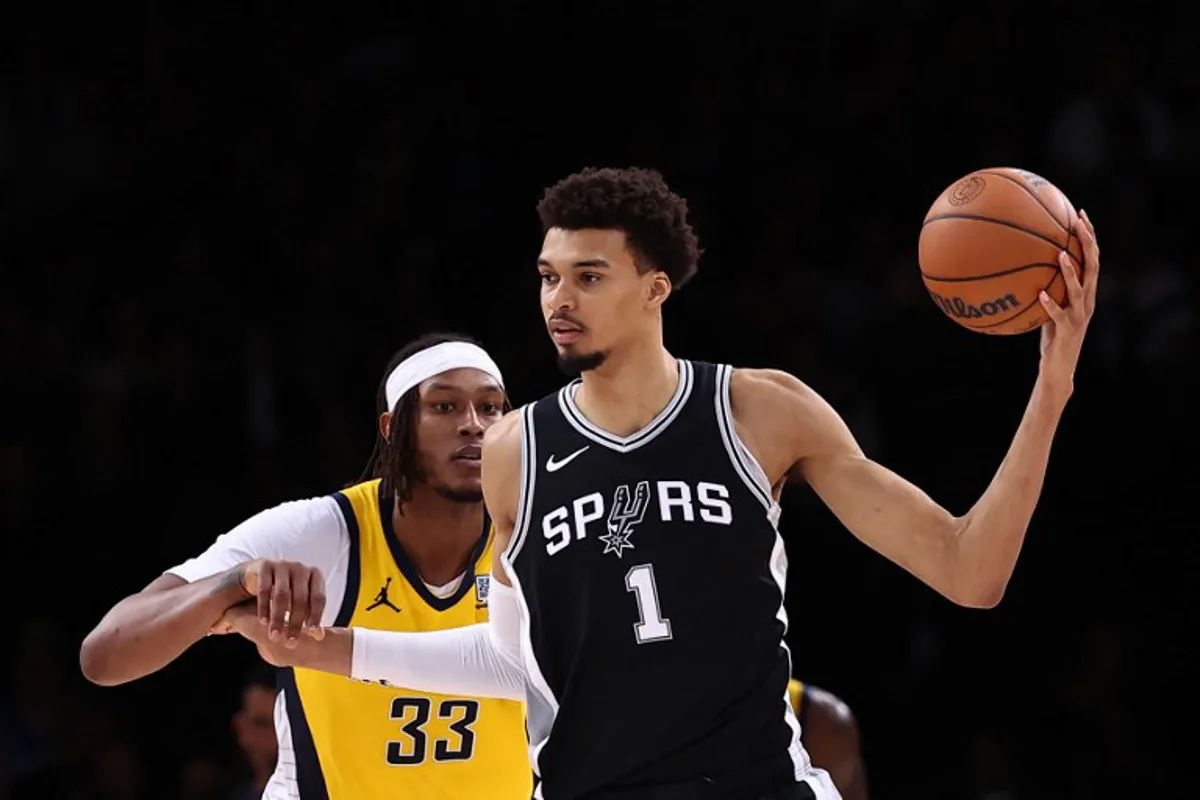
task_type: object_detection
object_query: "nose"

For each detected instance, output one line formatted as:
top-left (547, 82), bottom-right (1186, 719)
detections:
top-left (546, 280), bottom-right (575, 312)
top-left (459, 406), bottom-right (485, 437)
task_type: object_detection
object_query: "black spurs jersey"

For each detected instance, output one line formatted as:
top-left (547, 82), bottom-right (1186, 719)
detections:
top-left (502, 360), bottom-right (810, 800)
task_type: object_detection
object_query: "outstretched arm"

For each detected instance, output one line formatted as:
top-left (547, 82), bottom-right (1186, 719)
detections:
top-left (735, 214), bottom-right (1099, 608)
top-left (80, 571), bottom-right (251, 686)
top-left (218, 409), bottom-right (532, 699)
top-left (220, 606), bottom-right (527, 701)
top-left (80, 497), bottom-right (341, 686)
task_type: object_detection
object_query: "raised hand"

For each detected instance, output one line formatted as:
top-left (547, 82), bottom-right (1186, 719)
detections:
top-left (1037, 209), bottom-right (1100, 404)
top-left (236, 559), bottom-right (328, 645)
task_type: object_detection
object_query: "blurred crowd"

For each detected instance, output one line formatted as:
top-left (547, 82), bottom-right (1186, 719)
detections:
top-left (1, 6), bottom-right (1193, 799)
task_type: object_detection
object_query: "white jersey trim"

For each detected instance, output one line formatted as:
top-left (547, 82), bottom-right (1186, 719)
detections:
top-left (557, 359), bottom-right (694, 453)
top-left (504, 403), bottom-right (539, 564)
top-left (716, 363), bottom-right (810, 781)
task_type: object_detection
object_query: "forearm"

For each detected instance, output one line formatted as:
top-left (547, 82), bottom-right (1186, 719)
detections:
top-left (346, 624), bottom-right (526, 700)
top-left (299, 579), bottom-right (526, 700)
top-left (956, 378), bottom-right (1067, 604)
top-left (80, 570), bottom-right (248, 686)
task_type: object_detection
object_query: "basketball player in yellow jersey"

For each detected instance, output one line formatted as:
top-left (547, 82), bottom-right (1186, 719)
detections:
top-left (788, 680), bottom-right (868, 800)
top-left (80, 333), bottom-right (532, 800)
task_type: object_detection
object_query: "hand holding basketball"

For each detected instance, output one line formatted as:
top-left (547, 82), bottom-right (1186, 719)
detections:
top-left (1037, 209), bottom-right (1099, 403)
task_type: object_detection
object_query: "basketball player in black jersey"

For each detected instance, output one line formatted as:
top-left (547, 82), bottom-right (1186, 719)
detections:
top-left (476, 167), bottom-right (1100, 800)
top-left (218, 168), bottom-right (1100, 799)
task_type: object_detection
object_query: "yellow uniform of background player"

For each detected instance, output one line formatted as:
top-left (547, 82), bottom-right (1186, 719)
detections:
top-left (82, 334), bottom-right (532, 799)
top-left (284, 479), bottom-right (529, 799)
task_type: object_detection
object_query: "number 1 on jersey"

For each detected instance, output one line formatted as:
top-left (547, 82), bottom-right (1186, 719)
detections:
top-left (625, 563), bottom-right (672, 644)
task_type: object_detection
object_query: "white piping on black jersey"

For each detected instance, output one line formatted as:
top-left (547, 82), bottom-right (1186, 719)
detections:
top-left (504, 402), bottom-right (539, 564)
top-left (715, 363), bottom-right (808, 779)
top-left (557, 359), bottom-right (695, 452)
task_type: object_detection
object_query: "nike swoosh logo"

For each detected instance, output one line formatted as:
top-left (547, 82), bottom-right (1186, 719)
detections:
top-left (546, 446), bottom-right (589, 473)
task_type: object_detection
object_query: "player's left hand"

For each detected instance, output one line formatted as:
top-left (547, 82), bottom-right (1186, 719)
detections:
top-left (1037, 209), bottom-right (1099, 405)
top-left (214, 601), bottom-right (307, 666)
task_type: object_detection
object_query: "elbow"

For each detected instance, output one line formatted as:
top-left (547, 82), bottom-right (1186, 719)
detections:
top-left (941, 518), bottom-right (1009, 609)
top-left (79, 629), bottom-right (124, 686)
top-left (953, 582), bottom-right (1006, 609)
top-left (946, 563), bottom-right (1008, 609)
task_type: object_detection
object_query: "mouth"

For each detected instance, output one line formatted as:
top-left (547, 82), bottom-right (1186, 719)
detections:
top-left (452, 444), bottom-right (482, 462)
top-left (548, 319), bottom-right (584, 345)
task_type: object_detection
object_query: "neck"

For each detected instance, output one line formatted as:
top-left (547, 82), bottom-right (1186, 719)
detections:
top-left (575, 331), bottom-right (678, 437)
top-left (391, 486), bottom-right (484, 586)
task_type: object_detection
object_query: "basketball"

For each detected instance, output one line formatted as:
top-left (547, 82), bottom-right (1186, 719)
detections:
top-left (919, 168), bottom-right (1083, 335)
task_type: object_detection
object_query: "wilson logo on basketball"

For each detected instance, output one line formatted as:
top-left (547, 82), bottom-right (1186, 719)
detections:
top-left (947, 176), bottom-right (986, 206)
top-left (928, 291), bottom-right (1020, 320)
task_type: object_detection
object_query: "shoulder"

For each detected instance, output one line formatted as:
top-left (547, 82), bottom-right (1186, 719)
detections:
top-left (729, 367), bottom-right (827, 419)
top-left (166, 495), bottom-right (348, 582)
top-left (483, 407), bottom-right (525, 460)
top-left (803, 684), bottom-right (861, 744)
top-left (482, 408), bottom-right (526, 518)
top-left (727, 368), bottom-right (852, 475)
top-left (247, 495), bottom-right (348, 537)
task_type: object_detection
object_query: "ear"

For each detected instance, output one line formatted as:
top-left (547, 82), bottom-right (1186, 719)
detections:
top-left (646, 271), bottom-right (672, 309)
top-left (378, 412), bottom-right (392, 440)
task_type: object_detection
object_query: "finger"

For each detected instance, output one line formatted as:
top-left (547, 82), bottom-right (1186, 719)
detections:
top-left (235, 615), bottom-right (268, 643)
top-left (1039, 291), bottom-right (1068, 327)
top-left (256, 563), bottom-right (274, 625)
top-left (306, 625), bottom-right (326, 641)
top-left (269, 570), bottom-right (293, 642)
top-left (306, 568), bottom-right (327, 633)
top-left (286, 569), bottom-right (309, 646)
top-left (1077, 209), bottom-right (1100, 277)
top-left (1058, 252), bottom-right (1084, 311)
top-left (1080, 208), bottom-right (1097, 241)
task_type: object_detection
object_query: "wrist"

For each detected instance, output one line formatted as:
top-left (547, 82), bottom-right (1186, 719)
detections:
top-left (219, 565), bottom-right (254, 601)
top-left (309, 628), bottom-right (353, 676)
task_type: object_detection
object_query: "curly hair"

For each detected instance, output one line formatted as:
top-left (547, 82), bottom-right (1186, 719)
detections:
top-left (361, 332), bottom-right (508, 508)
top-left (536, 167), bottom-right (702, 289)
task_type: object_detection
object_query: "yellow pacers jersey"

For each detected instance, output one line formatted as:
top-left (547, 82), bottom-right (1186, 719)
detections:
top-left (280, 480), bottom-right (531, 800)
top-left (789, 679), bottom-right (810, 733)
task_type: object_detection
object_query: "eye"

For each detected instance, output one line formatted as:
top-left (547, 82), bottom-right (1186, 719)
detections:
top-left (539, 272), bottom-right (558, 286)
top-left (480, 401), bottom-right (502, 415)
top-left (580, 272), bottom-right (602, 284)
top-left (433, 402), bottom-right (455, 413)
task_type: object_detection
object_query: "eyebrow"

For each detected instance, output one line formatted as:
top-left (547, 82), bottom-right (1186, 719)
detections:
top-left (537, 257), bottom-right (611, 268)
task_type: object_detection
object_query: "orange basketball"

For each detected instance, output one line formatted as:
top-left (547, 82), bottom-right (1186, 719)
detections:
top-left (919, 167), bottom-right (1083, 335)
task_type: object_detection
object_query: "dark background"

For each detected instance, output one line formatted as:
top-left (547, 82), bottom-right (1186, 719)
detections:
top-left (1, 4), bottom-right (1195, 799)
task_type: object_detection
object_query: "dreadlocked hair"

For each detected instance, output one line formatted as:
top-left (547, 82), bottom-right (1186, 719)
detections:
top-left (360, 332), bottom-right (509, 508)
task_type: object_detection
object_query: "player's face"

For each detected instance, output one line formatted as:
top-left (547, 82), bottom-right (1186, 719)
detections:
top-left (411, 367), bottom-right (505, 502)
top-left (233, 686), bottom-right (278, 771)
top-left (538, 228), bottom-right (669, 375)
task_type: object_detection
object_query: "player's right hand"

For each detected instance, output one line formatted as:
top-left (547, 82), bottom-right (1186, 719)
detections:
top-left (237, 559), bottom-right (327, 646)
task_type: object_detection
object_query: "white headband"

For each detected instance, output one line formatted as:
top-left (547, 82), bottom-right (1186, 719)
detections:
top-left (385, 341), bottom-right (505, 411)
